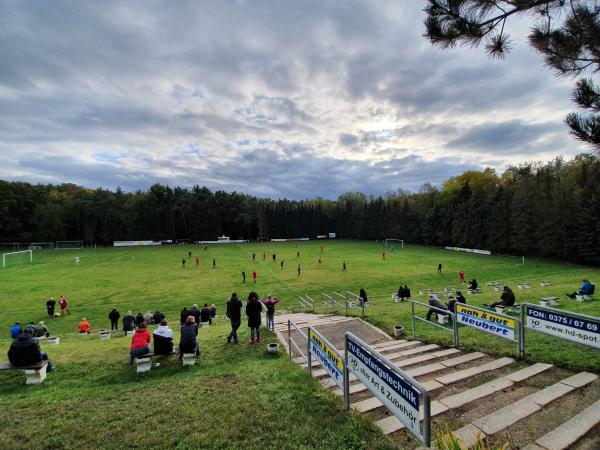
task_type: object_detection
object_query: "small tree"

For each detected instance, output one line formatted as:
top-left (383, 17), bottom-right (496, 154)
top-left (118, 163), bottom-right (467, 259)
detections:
top-left (424, 0), bottom-right (600, 149)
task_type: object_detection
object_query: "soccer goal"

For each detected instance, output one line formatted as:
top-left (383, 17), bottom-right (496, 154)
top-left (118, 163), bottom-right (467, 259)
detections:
top-left (2, 250), bottom-right (33, 268)
top-left (55, 240), bottom-right (84, 249)
top-left (385, 239), bottom-right (404, 248)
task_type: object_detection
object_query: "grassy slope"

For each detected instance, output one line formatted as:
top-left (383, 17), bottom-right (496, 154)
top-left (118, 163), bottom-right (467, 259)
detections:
top-left (0, 241), bottom-right (599, 449)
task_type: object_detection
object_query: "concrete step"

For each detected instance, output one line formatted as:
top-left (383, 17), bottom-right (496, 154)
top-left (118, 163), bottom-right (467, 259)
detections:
top-left (452, 372), bottom-right (598, 447)
top-left (522, 398), bottom-right (600, 450)
top-left (373, 363), bottom-right (553, 434)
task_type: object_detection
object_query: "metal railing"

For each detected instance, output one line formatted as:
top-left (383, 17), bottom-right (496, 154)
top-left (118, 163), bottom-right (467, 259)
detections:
top-left (287, 319), bottom-right (308, 362)
top-left (411, 300), bottom-right (458, 346)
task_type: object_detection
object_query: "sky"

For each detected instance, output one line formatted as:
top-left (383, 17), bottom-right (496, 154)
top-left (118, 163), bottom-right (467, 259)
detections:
top-left (0, 0), bottom-right (590, 199)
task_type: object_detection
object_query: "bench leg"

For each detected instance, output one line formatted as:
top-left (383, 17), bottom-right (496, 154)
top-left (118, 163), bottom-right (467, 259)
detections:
top-left (25, 365), bottom-right (47, 385)
top-left (182, 353), bottom-right (196, 366)
top-left (136, 357), bottom-right (152, 373)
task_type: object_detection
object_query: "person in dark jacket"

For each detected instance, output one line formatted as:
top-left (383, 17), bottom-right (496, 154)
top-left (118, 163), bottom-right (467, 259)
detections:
top-left (34, 321), bottom-right (49, 338)
top-left (179, 316), bottom-right (200, 357)
top-left (152, 310), bottom-right (165, 325)
top-left (153, 319), bottom-right (174, 355)
top-left (123, 311), bottom-right (136, 332)
top-left (209, 304), bottom-right (217, 320)
top-left (468, 279), bottom-right (479, 292)
top-left (189, 304), bottom-right (201, 325)
top-left (200, 303), bottom-right (211, 324)
top-left (135, 312), bottom-right (145, 327)
top-left (359, 288), bottom-right (369, 306)
top-left (180, 307), bottom-right (190, 325)
top-left (490, 286), bottom-right (516, 309)
top-left (108, 307), bottom-right (120, 331)
top-left (46, 297), bottom-right (56, 318)
top-left (447, 291), bottom-right (467, 313)
top-left (426, 295), bottom-right (449, 321)
top-left (403, 285), bottom-right (411, 300)
top-left (226, 293), bottom-right (243, 344)
top-left (246, 291), bottom-right (263, 344)
top-left (8, 328), bottom-right (53, 371)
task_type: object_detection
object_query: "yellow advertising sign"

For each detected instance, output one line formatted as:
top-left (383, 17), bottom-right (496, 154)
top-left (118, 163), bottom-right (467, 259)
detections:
top-left (455, 304), bottom-right (516, 340)
top-left (308, 328), bottom-right (344, 372)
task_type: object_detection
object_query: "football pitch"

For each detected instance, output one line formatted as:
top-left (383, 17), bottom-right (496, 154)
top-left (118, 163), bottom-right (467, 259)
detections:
top-left (1, 241), bottom-right (599, 450)
top-left (1, 240), bottom-right (599, 367)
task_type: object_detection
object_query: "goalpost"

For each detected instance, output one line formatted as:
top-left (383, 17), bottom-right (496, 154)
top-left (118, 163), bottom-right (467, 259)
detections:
top-left (2, 250), bottom-right (33, 268)
top-left (29, 242), bottom-right (54, 250)
top-left (55, 240), bottom-right (83, 250)
top-left (385, 239), bottom-right (404, 249)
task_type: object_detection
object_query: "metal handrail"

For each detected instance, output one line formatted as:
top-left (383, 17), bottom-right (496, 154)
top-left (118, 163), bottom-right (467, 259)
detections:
top-left (411, 300), bottom-right (458, 346)
top-left (288, 319), bottom-right (308, 362)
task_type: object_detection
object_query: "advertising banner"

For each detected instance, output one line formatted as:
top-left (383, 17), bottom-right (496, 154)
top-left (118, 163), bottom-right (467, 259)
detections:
top-left (455, 304), bottom-right (516, 341)
top-left (308, 328), bottom-right (344, 388)
top-left (526, 306), bottom-right (600, 349)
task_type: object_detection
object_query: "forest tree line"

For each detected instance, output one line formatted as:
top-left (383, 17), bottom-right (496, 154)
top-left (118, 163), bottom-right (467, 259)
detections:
top-left (1, 154), bottom-right (599, 265)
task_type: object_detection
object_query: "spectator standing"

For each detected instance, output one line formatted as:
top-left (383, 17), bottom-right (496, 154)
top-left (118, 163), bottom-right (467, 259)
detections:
top-left (226, 293), bottom-right (242, 344)
top-left (130, 323), bottom-right (151, 366)
top-left (264, 295), bottom-right (279, 332)
top-left (135, 312), bottom-right (145, 327)
top-left (152, 310), bottom-right (165, 325)
top-left (109, 307), bottom-right (120, 331)
top-left (209, 304), bottom-right (217, 320)
top-left (359, 288), bottom-right (369, 306)
top-left (242, 271), bottom-right (246, 283)
top-left (46, 297), bottom-right (56, 318)
top-left (59, 295), bottom-right (70, 315)
top-left (246, 291), bottom-right (263, 344)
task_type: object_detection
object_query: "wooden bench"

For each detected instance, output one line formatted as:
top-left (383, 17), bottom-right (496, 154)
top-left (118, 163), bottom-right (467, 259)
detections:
top-left (0, 361), bottom-right (48, 384)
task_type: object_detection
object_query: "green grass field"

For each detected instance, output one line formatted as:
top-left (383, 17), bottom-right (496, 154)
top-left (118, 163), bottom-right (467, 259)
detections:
top-left (1, 241), bottom-right (599, 449)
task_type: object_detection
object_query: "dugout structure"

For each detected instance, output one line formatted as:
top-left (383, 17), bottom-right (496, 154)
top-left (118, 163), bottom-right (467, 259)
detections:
top-left (2, 250), bottom-right (33, 268)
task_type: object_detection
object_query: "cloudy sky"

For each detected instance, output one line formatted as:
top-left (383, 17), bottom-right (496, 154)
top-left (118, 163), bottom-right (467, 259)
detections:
top-left (0, 1), bottom-right (589, 199)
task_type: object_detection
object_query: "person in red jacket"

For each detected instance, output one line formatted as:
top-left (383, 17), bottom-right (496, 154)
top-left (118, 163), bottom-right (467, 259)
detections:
top-left (130, 322), bottom-right (151, 366)
top-left (78, 318), bottom-right (91, 334)
top-left (252, 269), bottom-right (257, 284)
top-left (59, 295), bottom-right (70, 315)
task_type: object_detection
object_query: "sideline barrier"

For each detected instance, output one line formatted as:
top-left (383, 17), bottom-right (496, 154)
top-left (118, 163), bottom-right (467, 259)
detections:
top-left (455, 303), bottom-right (523, 357)
top-left (287, 320), bottom-right (308, 362)
top-left (410, 300), bottom-right (458, 347)
top-left (521, 302), bottom-right (600, 350)
top-left (307, 327), bottom-right (344, 389)
top-left (344, 332), bottom-right (431, 447)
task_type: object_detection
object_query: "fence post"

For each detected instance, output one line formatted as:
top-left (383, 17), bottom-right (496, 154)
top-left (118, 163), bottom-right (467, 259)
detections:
top-left (345, 292), bottom-right (348, 316)
top-left (343, 336), bottom-right (350, 412)
top-left (307, 328), bottom-right (312, 377)
top-left (519, 305), bottom-right (526, 358)
top-left (452, 312), bottom-right (459, 347)
top-left (411, 301), bottom-right (415, 339)
top-left (361, 296), bottom-right (365, 318)
top-left (288, 320), bottom-right (292, 360)
top-left (423, 391), bottom-right (431, 447)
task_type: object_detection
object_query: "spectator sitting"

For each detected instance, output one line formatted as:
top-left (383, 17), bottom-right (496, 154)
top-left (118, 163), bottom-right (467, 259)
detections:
top-left (489, 286), bottom-right (516, 309)
top-left (152, 310), bottom-right (165, 325)
top-left (24, 322), bottom-right (37, 335)
top-left (153, 319), bottom-right (174, 355)
top-left (8, 327), bottom-right (53, 371)
top-left (566, 279), bottom-right (595, 298)
top-left (396, 285), bottom-right (405, 300)
top-left (179, 316), bottom-right (200, 357)
top-left (10, 322), bottom-right (22, 339)
top-left (123, 311), bottom-right (136, 332)
top-left (403, 285), bottom-right (411, 300)
top-left (189, 304), bottom-right (201, 324)
top-left (130, 322), bottom-right (151, 366)
top-left (35, 321), bottom-right (49, 338)
top-left (78, 318), bottom-right (91, 334)
top-left (426, 294), bottom-right (449, 321)
top-left (468, 279), bottom-right (478, 292)
top-left (200, 303), bottom-right (211, 324)
top-left (135, 312), bottom-right (145, 327)
top-left (143, 311), bottom-right (153, 325)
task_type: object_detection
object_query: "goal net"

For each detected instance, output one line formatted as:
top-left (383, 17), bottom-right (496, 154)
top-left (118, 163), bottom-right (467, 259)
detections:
top-left (2, 250), bottom-right (33, 268)
top-left (55, 240), bottom-right (83, 249)
top-left (385, 239), bottom-right (404, 249)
